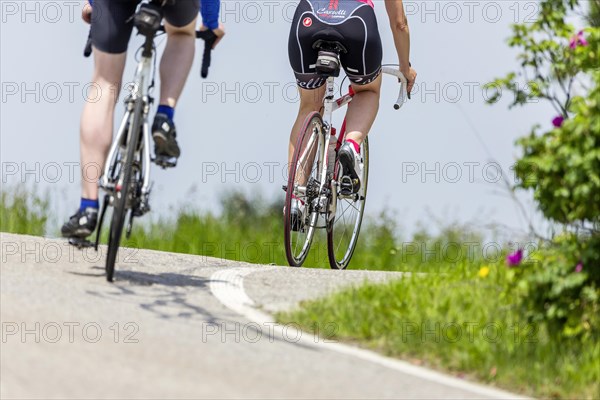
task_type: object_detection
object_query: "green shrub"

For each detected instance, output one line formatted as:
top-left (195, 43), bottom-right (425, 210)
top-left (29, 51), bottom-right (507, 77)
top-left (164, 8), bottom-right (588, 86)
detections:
top-left (510, 235), bottom-right (600, 342)
top-left (487, 1), bottom-right (600, 227)
top-left (487, 0), bottom-right (600, 343)
top-left (515, 66), bottom-right (600, 226)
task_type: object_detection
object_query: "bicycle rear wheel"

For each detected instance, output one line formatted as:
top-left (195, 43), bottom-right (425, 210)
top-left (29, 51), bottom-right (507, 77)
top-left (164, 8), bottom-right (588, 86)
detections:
top-left (105, 98), bottom-right (144, 282)
top-left (327, 138), bottom-right (369, 269)
top-left (284, 112), bottom-right (323, 267)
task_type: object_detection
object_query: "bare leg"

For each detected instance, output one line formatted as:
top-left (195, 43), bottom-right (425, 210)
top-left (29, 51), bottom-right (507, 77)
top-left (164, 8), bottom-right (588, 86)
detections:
top-left (80, 49), bottom-right (127, 200)
top-left (344, 74), bottom-right (382, 145)
top-left (159, 19), bottom-right (198, 107)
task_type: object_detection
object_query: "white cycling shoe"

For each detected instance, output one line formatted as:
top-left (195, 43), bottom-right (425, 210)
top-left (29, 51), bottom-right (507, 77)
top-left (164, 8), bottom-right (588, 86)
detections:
top-left (338, 141), bottom-right (363, 195)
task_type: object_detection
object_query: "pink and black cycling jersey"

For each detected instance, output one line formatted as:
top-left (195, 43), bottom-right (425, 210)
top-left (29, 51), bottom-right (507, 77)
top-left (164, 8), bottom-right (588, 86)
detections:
top-left (288, 0), bottom-right (383, 89)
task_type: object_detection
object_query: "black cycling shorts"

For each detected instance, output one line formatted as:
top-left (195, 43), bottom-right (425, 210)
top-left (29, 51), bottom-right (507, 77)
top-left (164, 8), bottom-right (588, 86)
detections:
top-left (288, 0), bottom-right (383, 89)
top-left (91, 0), bottom-right (200, 54)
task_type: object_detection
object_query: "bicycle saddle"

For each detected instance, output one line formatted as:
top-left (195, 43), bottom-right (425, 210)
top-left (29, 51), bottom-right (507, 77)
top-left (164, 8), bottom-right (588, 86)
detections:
top-left (312, 38), bottom-right (348, 54)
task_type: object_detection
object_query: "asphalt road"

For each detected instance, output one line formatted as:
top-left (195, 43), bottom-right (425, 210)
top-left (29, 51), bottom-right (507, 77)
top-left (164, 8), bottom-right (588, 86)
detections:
top-left (1, 233), bottom-right (524, 399)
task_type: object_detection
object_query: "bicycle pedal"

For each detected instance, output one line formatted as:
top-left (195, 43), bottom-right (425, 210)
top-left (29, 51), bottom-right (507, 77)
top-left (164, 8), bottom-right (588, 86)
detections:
top-left (152, 155), bottom-right (177, 169)
top-left (133, 204), bottom-right (150, 217)
top-left (68, 237), bottom-right (95, 249)
top-left (340, 176), bottom-right (360, 196)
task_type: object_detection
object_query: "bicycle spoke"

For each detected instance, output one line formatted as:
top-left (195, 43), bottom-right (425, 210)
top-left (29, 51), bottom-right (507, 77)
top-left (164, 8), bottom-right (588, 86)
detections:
top-left (327, 138), bottom-right (369, 269)
top-left (285, 112), bottom-right (324, 267)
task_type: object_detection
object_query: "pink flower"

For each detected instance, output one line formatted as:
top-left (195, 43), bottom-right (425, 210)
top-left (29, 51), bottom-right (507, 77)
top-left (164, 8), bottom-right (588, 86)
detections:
top-left (575, 263), bottom-right (583, 273)
top-left (570, 31), bottom-right (588, 49)
top-left (569, 37), bottom-right (578, 49)
top-left (506, 249), bottom-right (523, 267)
top-left (578, 31), bottom-right (589, 46)
top-left (552, 115), bottom-right (564, 128)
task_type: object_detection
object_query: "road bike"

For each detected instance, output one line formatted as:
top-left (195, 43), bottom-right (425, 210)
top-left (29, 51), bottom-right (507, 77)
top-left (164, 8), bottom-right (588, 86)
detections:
top-left (283, 40), bottom-right (408, 269)
top-left (70, 0), bottom-right (218, 282)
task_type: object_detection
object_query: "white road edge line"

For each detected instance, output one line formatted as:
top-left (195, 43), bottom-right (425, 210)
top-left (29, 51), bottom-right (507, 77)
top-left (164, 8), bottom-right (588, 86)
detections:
top-left (210, 267), bottom-right (530, 400)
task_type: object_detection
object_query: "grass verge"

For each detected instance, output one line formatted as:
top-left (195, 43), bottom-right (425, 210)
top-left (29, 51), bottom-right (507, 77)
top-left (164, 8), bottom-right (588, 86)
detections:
top-left (0, 186), bottom-right (48, 236)
top-left (277, 263), bottom-right (600, 399)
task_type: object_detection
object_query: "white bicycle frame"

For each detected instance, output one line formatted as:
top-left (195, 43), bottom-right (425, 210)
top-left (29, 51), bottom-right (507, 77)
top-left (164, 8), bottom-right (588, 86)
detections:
top-left (99, 54), bottom-right (154, 202)
top-left (296, 67), bottom-right (408, 227)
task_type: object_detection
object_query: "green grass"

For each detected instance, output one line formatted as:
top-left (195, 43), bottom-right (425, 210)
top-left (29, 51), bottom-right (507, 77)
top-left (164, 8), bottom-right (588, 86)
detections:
top-left (278, 264), bottom-right (600, 399)
top-left (1, 186), bottom-right (49, 236)
top-left (126, 197), bottom-right (487, 272)
top-left (0, 187), bottom-right (491, 272)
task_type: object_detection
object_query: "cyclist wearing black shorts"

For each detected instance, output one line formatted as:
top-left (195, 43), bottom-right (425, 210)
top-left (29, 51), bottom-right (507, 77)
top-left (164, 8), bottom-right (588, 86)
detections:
top-left (286, 0), bottom-right (417, 222)
top-left (289, 0), bottom-right (383, 89)
top-left (61, 0), bottom-right (224, 239)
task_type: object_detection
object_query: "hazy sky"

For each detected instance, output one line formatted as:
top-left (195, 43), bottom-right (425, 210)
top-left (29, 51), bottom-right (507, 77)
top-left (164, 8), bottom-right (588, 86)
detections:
top-left (1, 1), bottom-right (563, 237)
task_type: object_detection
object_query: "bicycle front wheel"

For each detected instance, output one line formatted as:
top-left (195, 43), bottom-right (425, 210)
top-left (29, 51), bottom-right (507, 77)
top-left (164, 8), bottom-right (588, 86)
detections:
top-left (105, 98), bottom-right (144, 282)
top-left (327, 138), bottom-right (369, 270)
top-left (284, 112), bottom-right (323, 267)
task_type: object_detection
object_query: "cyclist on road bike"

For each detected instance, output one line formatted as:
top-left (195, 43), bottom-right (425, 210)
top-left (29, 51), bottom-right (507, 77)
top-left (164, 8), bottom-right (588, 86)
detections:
top-left (287, 0), bottom-right (417, 228)
top-left (62, 0), bottom-right (224, 239)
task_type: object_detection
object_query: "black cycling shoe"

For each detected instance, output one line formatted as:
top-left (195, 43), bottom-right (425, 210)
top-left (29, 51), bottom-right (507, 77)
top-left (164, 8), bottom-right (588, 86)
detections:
top-left (152, 113), bottom-right (181, 159)
top-left (61, 207), bottom-right (98, 239)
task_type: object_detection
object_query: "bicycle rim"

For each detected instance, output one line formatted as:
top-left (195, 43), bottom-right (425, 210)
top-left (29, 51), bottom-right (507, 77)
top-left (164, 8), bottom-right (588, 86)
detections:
top-left (284, 112), bottom-right (323, 267)
top-left (105, 98), bottom-right (144, 282)
top-left (327, 138), bottom-right (369, 270)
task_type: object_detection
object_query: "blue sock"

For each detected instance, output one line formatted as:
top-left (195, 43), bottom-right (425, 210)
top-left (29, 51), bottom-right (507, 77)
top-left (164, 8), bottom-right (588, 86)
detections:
top-left (157, 105), bottom-right (175, 121)
top-left (80, 198), bottom-right (99, 211)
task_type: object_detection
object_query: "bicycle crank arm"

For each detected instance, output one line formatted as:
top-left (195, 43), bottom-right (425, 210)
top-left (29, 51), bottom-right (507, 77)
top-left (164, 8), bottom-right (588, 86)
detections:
top-left (68, 237), bottom-right (95, 249)
top-left (93, 195), bottom-right (110, 251)
top-left (152, 155), bottom-right (177, 169)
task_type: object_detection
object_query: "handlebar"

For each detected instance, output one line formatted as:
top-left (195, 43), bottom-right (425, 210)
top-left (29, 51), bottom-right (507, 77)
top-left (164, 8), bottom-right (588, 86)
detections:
top-left (381, 67), bottom-right (409, 110)
top-left (196, 29), bottom-right (217, 79)
top-left (83, 26), bottom-right (218, 79)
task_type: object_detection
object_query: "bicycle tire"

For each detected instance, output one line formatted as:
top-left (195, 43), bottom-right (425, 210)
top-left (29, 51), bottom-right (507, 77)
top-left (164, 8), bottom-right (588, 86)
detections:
top-left (327, 138), bottom-right (369, 270)
top-left (284, 112), bottom-right (323, 267)
top-left (105, 98), bottom-right (144, 282)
